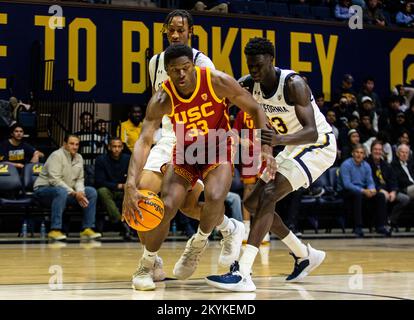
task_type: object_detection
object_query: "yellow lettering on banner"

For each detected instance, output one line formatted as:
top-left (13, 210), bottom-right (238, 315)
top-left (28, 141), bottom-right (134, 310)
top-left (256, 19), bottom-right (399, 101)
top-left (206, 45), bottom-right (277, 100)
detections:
top-left (68, 18), bottom-right (96, 92)
top-left (266, 30), bottom-right (276, 65)
top-left (192, 25), bottom-right (208, 56)
top-left (390, 38), bottom-right (414, 89)
top-left (0, 13), bottom-right (7, 89)
top-left (314, 34), bottom-right (338, 102)
top-left (290, 32), bottom-right (312, 73)
top-left (34, 15), bottom-right (66, 90)
top-left (153, 22), bottom-right (164, 55)
top-left (241, 29), bottom-right (263, 76)
top-left (212, 27), bottom-right (238, 76)
top-left (122, 21), bottom-right (149, 94)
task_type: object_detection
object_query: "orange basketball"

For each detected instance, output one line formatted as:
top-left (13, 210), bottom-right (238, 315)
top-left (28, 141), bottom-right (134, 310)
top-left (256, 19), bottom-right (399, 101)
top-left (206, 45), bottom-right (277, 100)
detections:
top-left (126, 190), bottom-right (164, 232)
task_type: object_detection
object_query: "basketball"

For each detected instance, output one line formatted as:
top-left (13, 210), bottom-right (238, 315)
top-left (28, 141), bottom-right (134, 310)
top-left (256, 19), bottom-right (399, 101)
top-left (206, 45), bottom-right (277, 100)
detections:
top-left (125, 190), bottom-right (164, 232)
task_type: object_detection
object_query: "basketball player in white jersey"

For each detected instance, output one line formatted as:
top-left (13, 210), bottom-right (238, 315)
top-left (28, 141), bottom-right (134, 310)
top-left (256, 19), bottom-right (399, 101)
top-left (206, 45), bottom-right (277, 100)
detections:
top-left (126, 10), bottom-right (244, 290)
top-left (205, 37), bottom-right (337, 292)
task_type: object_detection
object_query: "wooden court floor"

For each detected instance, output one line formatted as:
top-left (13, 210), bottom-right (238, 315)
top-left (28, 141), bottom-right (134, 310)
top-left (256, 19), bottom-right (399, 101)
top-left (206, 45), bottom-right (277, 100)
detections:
top-left (0, 238), bottom-right (413, 300)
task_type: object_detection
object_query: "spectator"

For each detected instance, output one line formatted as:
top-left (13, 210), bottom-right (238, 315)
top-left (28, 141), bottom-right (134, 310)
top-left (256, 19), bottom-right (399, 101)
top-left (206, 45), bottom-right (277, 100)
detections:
top-left (117, 105), bottom-right (143, 153)
top-left (333, 74), bottom-right (358, 105)
top-left (335, 0), bottom-right (358, 20)
top-left (396, 1), bottom-right (414, 27)
top-left (94, 119), bottom-right (111, 154)
top-left (33, 134), bottom-right (101, 241)
top-left (392, 84), bottom-right (414, 112)
top-left (340, 128), bottom-right (361, 161)
top-left (392, 130), bottom-right (413, 158)
top-left (0, 124), bottom-right (44, 170)
top-left (95, 137), bottom-right (131, 237)
top-left (326, 109), bottom-right (339, 140)
top-left (367, 140), bottom-right (409, 231)
top-left (358, 95), bottom-right (379, 131)
top-left (406, 100), bottom-right (414, 129)
top-left (379, 95), bottom-right (402, 132)
top-left (357, 77), bottom-right (383, 113)
top-left (334, 96), bottom-right (358, 130)
top-left (364, 131), bottom-right (393, 164)
top-left (0, 97), bottom-right (18, 127)
top-left (358, 113), bottom-right (377, 143)
top-left (225, 192), bottom-right (243, 223)
top-left (390, 144), bottom-right (414, 226)
top-left (193, 1), bottom-right (229, 13)
top-left (338, 144), bottom-right (390, 237)
top-left (75, 111), bottom-right (98, 155)
top-left (338, 114), bottom-right (359, 149)
top-left (315, 92), bottom-right (330, 115)
top-left (363, 0), bottom-right (387, 26)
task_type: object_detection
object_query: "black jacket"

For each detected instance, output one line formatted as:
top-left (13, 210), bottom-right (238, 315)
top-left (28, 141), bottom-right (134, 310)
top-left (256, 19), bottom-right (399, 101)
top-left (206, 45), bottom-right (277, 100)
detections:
top-left (391, 159), bottom-right (414, 193)
top-left (367, 156), bottom-right (398, 192)
top-left (95, 153), bottom-right (130, 191)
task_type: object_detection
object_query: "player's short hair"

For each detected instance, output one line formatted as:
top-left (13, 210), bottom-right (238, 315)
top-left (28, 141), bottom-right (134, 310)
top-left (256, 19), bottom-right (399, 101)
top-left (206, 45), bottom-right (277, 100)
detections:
top-left (244, 37), bottom-right (275, 58)
top-left (164, 44), bottom-right (193, 69)
top-left (162, 10), bottom-right (194, 32)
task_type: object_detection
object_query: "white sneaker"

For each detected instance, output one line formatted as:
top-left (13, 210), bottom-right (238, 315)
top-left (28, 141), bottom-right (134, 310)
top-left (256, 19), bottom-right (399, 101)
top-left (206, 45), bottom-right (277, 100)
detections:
top-left (205, 261), bottom-right (256, 292)
top-left (132, 258), bottom-right (156, 291)
top-left (261, 232), bottom-right (270, 245)
top-left (173, 235), bottom-right (208, 280)
top-left (152, 256), bottom-right (166, 282)
top-left (286, 244), bottom-right (326, 282)
top-left (219, 219), bottom-right (244, 267)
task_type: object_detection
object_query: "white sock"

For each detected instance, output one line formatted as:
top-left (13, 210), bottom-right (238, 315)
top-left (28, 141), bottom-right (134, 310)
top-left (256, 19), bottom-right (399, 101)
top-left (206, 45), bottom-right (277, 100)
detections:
top-left (281, 231), bottom-right (308, 258)
top-left (216, 215), bottom-right (235, 235)
top-left (243, 220), bottom-right (250, 232)
top-left (192, 227), bottom-right (210, 247)
top-left (143, 247), bottom-right (157, 264)
top-left (239, 244), bottom-right (259, 276)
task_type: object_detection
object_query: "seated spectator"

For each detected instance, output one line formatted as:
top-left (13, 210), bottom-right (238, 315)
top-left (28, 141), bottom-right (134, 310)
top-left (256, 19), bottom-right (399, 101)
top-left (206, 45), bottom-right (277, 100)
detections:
top-left (338, 144), bottom-right (390, 237)
top-left (117, 105), bottom-right (143, 153)
top-left (315, 92), bottom-right (330, 115)
top-left (333, 74), bottom-right (357, 105)
top-left (358, 95), bottom-right (379, 132)
top-left (392, 130), bottom-right (413, 157)
top-left (75, 111), bottom-right (98, 155)
top-left (225, 192), bottom-right (243, 223)
top-left (358, 113), bottom-right (377, 143)
top-left (193, 1), bottom-right (229, 13)
top-left (334, 97), bottom-right (358, 131)
top-left (0, 97), bottom-right (18, 127)
top-left (0, 124), bottom-right (44, 170)
top-left (363, 0), bottom-right (387, 26)
top-left (367, 140), bottom-right (409, 231)
top-left (33, 134), bottom-right (101, 241)
top-left (406, 100), bottom-right (414, 129)
top-left (396, 1), bottom-right (414, 27)
top-left (364, 131), bottom-right (393, 164)
top-left (94, 119), bottom-right (111, 154)
top-left (95, 137), bottom-right (131, 238)
top-left (390, 112), bottom-right (411, 143)
top-left (379, 95), bottom-right (402, 132)
top-left (335, 0), bottom-right (357, 20)
top-left (338, 114), bottom-right (360, 148)
top-left (357, 77), bottom-right (382, 113)
top-left (392, 84), bottom-right (414, 112)
top-left (340, 128), bottom-right (361, 161)
top-left (390, 144), bottom-right (414, 226)
top-left (326, 109), bottom-right (339, 140)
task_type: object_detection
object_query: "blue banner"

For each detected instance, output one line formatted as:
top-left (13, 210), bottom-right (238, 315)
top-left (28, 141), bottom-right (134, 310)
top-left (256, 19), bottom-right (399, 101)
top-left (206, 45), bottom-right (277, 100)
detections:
top-left (0, 1), bottom-right (413, 104)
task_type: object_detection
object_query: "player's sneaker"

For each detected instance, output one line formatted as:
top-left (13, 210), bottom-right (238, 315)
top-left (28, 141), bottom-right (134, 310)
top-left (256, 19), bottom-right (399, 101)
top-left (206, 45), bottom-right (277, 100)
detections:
top-left (132, 258), bottom-right (156, 291)
top-left (286, 244), bottom-right (326, 282)
top-left (219, 219), bottom-right (244, 267)
top-left (152, 256), bottom-right (166, 282)
top-left (205, 261), bottom-right (256, 292)
top-left (173, 235), bottom-right (208, 280)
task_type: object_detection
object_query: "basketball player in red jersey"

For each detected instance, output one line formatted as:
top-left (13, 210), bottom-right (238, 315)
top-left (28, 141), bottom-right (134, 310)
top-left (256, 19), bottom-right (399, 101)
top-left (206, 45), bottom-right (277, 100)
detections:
top-left (123, 44), bottom-right (276, 291)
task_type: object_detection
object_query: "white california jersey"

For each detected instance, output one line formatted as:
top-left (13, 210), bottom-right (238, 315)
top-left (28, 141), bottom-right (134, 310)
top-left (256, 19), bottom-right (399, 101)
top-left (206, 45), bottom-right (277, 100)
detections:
top-left (148, 49), bottom-right (215, 141)
top-left (250, 68), bottom-right (331, 136)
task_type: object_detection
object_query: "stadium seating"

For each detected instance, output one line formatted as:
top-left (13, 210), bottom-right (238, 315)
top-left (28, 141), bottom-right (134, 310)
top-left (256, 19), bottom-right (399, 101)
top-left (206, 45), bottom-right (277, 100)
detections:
top-left (267, 2), bottom-right (290, 17)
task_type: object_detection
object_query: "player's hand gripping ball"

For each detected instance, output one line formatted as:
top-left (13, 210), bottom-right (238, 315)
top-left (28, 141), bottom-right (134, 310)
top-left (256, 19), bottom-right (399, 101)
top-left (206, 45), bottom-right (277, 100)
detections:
top-left (125, 190), bottom-right (164, 232)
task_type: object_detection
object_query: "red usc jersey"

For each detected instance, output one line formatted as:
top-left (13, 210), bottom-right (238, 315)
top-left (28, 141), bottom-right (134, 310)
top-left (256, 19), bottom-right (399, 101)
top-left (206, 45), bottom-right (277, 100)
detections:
top-left (162, 67), bottom-right (231, 147)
